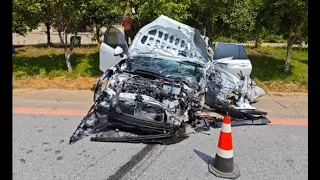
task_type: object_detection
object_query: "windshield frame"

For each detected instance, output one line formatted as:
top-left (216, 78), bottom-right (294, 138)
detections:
top-left (193, 29), bottom-right (211, 62)
top-left (127, 54), bottom-right (205, 84)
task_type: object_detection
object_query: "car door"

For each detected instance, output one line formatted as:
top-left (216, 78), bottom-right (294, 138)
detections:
top-left (100, 27), bottom-right (128, 72)
top-left (212, 42), bottom-right (252, 78)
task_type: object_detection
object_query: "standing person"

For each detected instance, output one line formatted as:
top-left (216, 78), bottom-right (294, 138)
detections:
top-left (121, 12), bottom-right (134, 45)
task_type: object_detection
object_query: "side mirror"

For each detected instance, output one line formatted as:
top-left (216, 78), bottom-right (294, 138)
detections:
top-left (114, 46), bottom-right (124, 56)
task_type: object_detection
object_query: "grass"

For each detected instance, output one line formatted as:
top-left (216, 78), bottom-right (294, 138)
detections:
top-left (13, 45), bottom-right (100, 79)
top-left (13, 45), bottom-right (308, 92)
top-left (247, 46), bottom-right (308, 92)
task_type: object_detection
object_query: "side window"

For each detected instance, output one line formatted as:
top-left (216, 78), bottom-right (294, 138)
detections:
top-left (103, 27), bottom-right (128, 54)
top-left (213, 43), bottom-right (248, 60)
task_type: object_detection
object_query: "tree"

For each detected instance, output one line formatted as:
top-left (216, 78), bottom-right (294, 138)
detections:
top-left (248, 0), bottom-right (265, 47)
top-left (85, 0), bottom-right (124, 45)
top-left (264, 0), bottom-right (308, 73)
top-left (186, 0), bottom-right (257, 43)
top-left (131, 0), bottom-right (192, 30)
top-left (51, 0), bottom-right (88, 72)
top-left (13, 0), bottom-right (55, 45)
top-left (13, 0), bottom-right (40, 36)
top-left (37, 0), bottom-right (55, 45)
top-left (222, 0), bottom-right (257, 43)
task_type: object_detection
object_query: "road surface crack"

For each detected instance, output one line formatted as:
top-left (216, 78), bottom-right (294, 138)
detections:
top-left (274, 99), bottom-right (287, 109)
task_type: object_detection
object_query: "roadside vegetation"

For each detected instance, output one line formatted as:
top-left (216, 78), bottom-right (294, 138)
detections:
top-left (246, 46), bottom-right (308, 92)
top-left (13, 0), bottom-right (307, 74)
top-left (13, 45), bottom-right (308, 92)
top-left (13, 0), bottom-right (307, 92)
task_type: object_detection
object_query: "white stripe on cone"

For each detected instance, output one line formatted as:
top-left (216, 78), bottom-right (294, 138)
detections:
top-left (217, 148), bottom-right (234, 159)
top-left (221, 123), bottom-right (231, 133)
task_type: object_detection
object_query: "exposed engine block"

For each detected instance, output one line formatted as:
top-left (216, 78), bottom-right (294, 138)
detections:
top-left (105, 73), bottom-right (205, 125)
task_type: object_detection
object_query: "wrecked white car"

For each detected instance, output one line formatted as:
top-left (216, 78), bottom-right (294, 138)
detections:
top-left (69, 15), bottom-right (269, 145)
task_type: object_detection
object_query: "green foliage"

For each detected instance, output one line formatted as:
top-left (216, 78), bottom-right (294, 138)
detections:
top-left (86, 0), bottom-right (124, 26)
top-left (214, 36), bottom-right (238, 43)
top-left (85, 0), bottom-right (125, 43)
top-left (263, 34), bottom-right (286, 43)
top-left (262, 0), bottom-right (308, 72)
top-left (13, 0), bottom-right (308, 47)
top-left (12, 0), bottom-right (41, 35)
top-left (222, 0), bottom-right (257, 43)
top-left (131, 0), bottom-right (192, 28)
top-left (263, 0), bottom-right (308, 45)
top-left (37, 0), bottom-right (55, 24)
top-left (41, 0), bottom-right (87, 35)
top-left (186, 0), bottom-right (258, 43)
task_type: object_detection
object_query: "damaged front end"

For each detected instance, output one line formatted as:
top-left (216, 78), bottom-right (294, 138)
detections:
top-left (70, 92), bottom-right (188, 144)
top-left (70, 71), bottom-right (203, 144)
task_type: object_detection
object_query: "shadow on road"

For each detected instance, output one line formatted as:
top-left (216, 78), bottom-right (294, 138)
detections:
top-left (194, 149), bottom-right (215, 164)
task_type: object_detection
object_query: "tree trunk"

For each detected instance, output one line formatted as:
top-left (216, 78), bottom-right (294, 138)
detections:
top-left (96, 26), bottom-right (101, 45)
top-left (254, 34), bottom-right (260, 48)
top-left (45, 23), bottom-right (51, 45)
top-left (284, 39), bottom-right (292, 73)
top-left (283, 19), bottom-right (306, 72)
top-left (64, 51), bottom-right (73, 72)
top-left (64, 33), bottom-right (68, 45)
top-left (58, 31), bottom-right (73, 72)
top-left (254, 38), bottom-right (259, 47)
top-left (58, 31), bottom-right (65, 46)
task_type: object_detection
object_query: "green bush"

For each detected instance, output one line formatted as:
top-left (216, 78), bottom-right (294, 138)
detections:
top-left (262, 34), bottom-right (286, 43)
top-left (214, 36), bottom-right (238, 43)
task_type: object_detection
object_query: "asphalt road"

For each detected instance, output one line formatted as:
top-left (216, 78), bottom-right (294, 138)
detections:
top-left (13, 89), bottom-right (308, 180)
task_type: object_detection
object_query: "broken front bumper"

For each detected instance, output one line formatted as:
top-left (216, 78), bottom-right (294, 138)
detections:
top-left (69, 92), bottom-right (188, 145)
top-left (69, 92), bottom-right (270, 145)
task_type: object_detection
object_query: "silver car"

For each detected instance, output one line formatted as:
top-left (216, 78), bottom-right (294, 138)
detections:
top-left (69, 15), bottom-right (268, 144)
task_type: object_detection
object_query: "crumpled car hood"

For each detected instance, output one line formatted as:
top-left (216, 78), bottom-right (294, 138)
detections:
top-left (128, 15), bottom-right (212, 62)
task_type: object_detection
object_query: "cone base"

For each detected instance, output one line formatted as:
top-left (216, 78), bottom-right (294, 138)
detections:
top-left (208, 159), bottom-right (240, 179)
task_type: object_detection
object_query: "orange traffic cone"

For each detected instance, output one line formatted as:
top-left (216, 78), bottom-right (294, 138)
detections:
top-left (208, 115), bottom-right (240, 179)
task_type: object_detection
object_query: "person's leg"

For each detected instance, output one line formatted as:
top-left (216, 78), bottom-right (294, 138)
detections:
top-left (129, 29), bottom-right (135, 44)
top-left (125, 30), bottom-right (132, 45)
top-left (124, 30), bottom-right (129, 44)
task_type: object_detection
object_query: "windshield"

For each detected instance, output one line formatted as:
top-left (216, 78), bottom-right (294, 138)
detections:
top-left (129, 56), bottom-right (203, 85)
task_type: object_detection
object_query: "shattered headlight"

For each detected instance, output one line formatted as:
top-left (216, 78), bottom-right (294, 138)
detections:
top-left (111, 94), bottom-right (119, 108)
